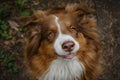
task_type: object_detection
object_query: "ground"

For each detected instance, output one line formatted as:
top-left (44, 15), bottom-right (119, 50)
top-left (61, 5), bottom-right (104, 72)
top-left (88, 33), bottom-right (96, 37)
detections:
top-left (94, 0), bottom-right (120, 80)
top-left (0, 0), bottom-right (120, 80)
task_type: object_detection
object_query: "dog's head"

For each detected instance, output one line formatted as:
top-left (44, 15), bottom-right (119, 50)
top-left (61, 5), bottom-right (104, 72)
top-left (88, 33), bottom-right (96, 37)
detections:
top-left (20, 4), bottom-right (100, 80)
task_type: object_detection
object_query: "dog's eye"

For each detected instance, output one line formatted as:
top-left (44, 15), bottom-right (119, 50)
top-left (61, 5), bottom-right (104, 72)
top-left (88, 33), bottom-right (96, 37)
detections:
top-left (70, 26), bottom-right (77, 32)
top-left (47, 31), bottom-right (55, 41)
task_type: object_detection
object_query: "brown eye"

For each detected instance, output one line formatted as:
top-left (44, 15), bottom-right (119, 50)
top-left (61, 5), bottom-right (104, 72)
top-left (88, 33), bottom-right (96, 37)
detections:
top-left (48, 31), bottom-right (55, 41)
top-left (70, 26), bottom-right (76, 32)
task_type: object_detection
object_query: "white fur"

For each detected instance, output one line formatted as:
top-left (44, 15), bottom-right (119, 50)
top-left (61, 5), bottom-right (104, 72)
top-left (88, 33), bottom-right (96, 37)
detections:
top-left (39, 57), bottom-right (84, 80)
top-left (54, 16), bottom-right (80, 56)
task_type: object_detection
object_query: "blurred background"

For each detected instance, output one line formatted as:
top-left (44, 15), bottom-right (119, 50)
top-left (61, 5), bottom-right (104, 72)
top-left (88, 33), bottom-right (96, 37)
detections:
top-left (0, 0), bottom-right (119, 80)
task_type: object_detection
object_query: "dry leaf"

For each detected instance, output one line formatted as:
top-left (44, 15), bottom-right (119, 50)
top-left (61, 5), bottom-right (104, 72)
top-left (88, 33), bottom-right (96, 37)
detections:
top-left (8, 20), bottom-right (19, 31)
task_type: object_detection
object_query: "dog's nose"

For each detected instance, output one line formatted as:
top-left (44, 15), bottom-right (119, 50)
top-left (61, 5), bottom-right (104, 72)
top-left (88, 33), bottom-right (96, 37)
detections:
top-left (62, 41), bottom-right (75, 52)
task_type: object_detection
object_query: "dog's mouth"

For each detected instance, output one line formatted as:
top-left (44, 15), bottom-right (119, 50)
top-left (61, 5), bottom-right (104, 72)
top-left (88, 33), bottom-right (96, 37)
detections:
top-left (64, 53), bottom-right (75, 59)
top-left (59, 53), bottom-right (76, 59)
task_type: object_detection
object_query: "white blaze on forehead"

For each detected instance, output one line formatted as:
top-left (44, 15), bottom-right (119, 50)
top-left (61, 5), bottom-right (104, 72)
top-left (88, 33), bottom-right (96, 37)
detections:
top-left (54, 16), bottom-right (62, 34)
top-left (54, 16), bottom-right (80, 56)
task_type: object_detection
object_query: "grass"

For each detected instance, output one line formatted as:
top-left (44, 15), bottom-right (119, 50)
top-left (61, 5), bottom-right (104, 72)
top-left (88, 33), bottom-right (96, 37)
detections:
top-left (0, 5), bottom-right (4, 14)
top-left (15, 0), bottom-right (27, 8)
top-left (0, 20), bottom-right (12, 39)
top-left (19, 27), bottom-right (25, 32)
top-left (20, 11), bottom-right (30, 16)
top-left (0, 51), bottom-right (18, 75)
top-left (0, 6), bottom-right (9, 20)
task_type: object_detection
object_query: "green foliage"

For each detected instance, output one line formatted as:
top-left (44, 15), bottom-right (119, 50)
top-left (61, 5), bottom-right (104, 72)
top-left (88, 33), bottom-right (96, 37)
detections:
top-left (0, 51), bottom-right (18, 74)
top-left (0, 20), bottom-right (11, 39)
top-left (0, 20), bottom-right (8, 31)
top-left (0, 31), bottom-right (11, 39)
top-left (0, 5), bottom-right (4, 14)
top-left (20, 11), bottom-right (30, 16)
top-left (0, 5), bottom-right (10, 19)
top-left (15, 0), bottom-right (27, 8)
top-left (19, 27), bottom-right (25, 32)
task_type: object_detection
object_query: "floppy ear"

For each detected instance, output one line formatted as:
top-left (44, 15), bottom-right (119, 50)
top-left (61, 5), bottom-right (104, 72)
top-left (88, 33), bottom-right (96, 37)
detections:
top-left (25, 24), bottom-right (42, 59)
top-left (18, 11), bottom-right (46, 59)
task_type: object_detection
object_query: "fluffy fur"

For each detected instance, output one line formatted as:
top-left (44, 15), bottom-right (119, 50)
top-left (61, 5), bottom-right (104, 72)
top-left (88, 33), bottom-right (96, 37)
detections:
top-left (39, 57), bottom-right (84, 80)
top-left (20, 3), bottom-right (101, 80)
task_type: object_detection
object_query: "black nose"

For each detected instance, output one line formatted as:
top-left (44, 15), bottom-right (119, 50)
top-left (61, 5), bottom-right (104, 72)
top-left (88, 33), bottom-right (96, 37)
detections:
top-left (62, 41), bottom-right (75, 52)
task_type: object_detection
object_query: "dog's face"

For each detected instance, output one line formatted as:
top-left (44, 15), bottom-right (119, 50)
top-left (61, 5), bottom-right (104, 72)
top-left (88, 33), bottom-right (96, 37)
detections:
top-left (20, 4), bottom-right (100, 80)
top-left (39, 14), bottom-right (81, 59)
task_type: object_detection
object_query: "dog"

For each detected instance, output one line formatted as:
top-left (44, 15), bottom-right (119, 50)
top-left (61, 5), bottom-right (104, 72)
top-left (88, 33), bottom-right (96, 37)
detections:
top-left (20, 3), bottom-right (101, 80)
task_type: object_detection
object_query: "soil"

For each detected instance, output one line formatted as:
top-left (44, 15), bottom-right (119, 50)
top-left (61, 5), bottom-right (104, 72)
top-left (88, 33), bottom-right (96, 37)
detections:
top-left (94, 0), bottom-right (120, 80)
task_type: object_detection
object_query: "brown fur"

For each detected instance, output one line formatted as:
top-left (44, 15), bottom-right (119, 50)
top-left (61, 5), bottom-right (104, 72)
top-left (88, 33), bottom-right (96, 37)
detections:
top-left (20, 3), bottom-right (101, 80)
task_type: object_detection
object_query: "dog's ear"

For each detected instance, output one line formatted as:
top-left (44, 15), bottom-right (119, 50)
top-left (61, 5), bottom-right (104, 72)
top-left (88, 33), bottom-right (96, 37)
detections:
top-left (18, 11), bottom-right (46, 59)
top-left (65, 3), bottom-right (95, 15)
top-left (25, 24), bottom-right (42, 59)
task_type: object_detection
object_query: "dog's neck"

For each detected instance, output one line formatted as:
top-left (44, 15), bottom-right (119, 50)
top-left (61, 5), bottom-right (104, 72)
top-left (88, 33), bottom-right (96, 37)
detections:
top-left (38, 57), bottom-right (85, 80)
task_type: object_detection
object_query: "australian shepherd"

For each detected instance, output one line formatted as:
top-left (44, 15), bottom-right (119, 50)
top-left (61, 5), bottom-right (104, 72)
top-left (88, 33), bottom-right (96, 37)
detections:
top-left (20, 3), bottom-right (101, 80)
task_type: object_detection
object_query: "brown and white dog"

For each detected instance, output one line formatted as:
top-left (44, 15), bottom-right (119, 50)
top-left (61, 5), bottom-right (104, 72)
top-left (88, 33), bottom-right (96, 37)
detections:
top-left (20, 4), bottom-right (101, 80)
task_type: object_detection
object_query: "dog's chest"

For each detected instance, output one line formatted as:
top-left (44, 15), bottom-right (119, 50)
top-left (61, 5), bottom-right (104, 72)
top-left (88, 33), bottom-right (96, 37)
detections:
top-left (38, 57), bottom-right (84, 80)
